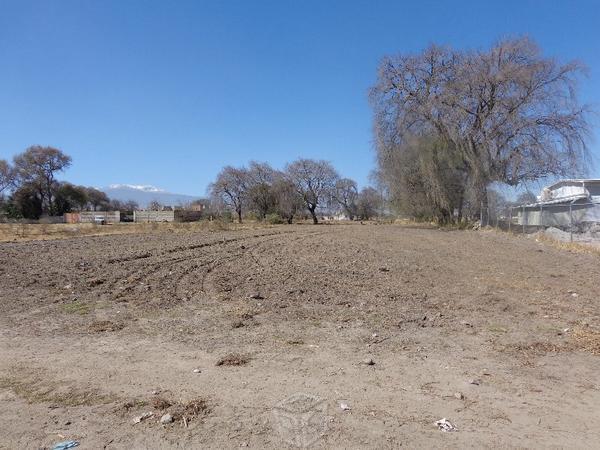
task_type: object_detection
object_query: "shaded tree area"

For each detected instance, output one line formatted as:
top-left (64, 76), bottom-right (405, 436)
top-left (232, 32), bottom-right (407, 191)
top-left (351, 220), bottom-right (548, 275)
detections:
top-left (370, 37), bottom-right (590, 224)
top-left (1, 146), bottom-right (137, 220)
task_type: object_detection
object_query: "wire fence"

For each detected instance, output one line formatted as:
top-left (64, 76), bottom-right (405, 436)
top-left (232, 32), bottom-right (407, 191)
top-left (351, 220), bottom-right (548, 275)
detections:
top-left (483, 201), bottom-right (600, 245)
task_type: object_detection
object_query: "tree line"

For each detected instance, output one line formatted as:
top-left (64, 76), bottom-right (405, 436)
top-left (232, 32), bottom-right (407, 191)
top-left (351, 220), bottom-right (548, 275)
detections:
top-left (0, 146), bottom-right (138, 220)
top-left (370, 37), bottom-right (590, 224)
top-left (209, 159), bottom-right (381, 224)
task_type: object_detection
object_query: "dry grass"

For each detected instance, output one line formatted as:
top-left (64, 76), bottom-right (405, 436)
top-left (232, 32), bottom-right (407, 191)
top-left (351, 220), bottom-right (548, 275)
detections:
top-left (215, 353), bottom-right (250, 366)
top-left (572, 327), bottom-right (600, 355)
top-left (0, 376), bottom-right (117, 406)
top-left (0, 220), bottom-right (275, 242)
top-left (534, 234), bottom-right (600, 255)
top-left (88, 320), bottom-right (124, 332)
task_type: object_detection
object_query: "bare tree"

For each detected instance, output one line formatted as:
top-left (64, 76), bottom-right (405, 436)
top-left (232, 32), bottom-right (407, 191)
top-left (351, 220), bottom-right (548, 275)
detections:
top-left (247, 161), bottom-right (277, 219)
top-left (333, 178), bottom-right (358, 219)
top-left (148, 200), bottom-right (163, 211)
top-left (0, 159), bottom-right (15, 194)
top-left (13, 146), bottom-right (72, 215)
top-left (371, 37), bottom-right (590, 223)
top-left (356, 187), bottom-right (381, 220)
top-left (209, 166), bottom-right (250, 223)
top-left (123, 199), bottom-right (140, 211)
top-left (272, 178), bottom-right (303, 224)
top-left (285, 159), bottom-right (339, 224)
top-left (85, 187), bottom-right (110, 211)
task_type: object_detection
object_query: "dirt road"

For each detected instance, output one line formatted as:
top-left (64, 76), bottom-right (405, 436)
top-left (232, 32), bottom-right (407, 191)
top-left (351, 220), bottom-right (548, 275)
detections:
top-left (1, 224), bottom-right (599, 449)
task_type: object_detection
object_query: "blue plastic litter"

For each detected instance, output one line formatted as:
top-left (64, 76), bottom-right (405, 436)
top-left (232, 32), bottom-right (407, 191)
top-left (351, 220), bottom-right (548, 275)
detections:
top-left (52, 440), bottom-right (79, 450)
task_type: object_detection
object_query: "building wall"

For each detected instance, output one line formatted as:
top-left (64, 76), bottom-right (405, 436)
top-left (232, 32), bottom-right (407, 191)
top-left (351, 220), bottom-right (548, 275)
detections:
top-left (64, 211), bottom-right (120, 223)
top-left (133, 210), bottom-right (175, 222)
top-left (518, 203), bottom-right (599, 226)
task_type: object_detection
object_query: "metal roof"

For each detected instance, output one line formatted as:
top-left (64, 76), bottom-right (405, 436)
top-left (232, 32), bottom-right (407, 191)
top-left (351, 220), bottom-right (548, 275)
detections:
top-left (545, 179), bottom-right (600, 191)
top-left (521, 194), bottom-right (590, 208)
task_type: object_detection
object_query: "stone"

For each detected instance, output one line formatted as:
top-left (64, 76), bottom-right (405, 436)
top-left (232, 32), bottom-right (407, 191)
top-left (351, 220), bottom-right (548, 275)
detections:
top-left (160, 414), bottom-right (174, 424)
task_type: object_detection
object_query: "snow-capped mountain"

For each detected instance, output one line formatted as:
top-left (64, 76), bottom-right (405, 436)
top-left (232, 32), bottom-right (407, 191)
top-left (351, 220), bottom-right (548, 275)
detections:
top-left (102, 184), bottom-right (203, 208)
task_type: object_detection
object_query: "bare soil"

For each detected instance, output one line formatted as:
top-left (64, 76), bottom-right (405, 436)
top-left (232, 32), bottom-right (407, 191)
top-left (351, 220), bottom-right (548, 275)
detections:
top-left (1, 224), bottom-right (600, 449)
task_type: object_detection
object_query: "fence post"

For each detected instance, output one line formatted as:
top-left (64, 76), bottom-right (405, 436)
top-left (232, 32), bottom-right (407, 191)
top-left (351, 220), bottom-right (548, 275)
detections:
top-left (569, 203), bottom-right (573, 243)
top-left (508, 207), bottom-right (512, 233)
top-left (522, 206), bottom-right (526, 234)
top-left (540, 204), bottom-right (543, 230)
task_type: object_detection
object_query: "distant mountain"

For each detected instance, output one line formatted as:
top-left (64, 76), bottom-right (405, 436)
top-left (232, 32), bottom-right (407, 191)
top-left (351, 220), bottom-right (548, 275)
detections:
top-left (102, 184), bottom-right (203, 208)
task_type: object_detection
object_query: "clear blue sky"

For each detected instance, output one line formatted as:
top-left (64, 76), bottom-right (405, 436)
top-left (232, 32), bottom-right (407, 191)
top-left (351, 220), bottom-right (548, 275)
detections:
top-left (1, 0), bottom-right (599, 195)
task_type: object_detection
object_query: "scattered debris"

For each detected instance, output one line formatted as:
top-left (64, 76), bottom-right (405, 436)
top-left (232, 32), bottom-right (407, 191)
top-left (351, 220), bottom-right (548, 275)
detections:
top-left (52, 440), bottom-right (79, 450)
top-left (160, 413), bottom-right (174, 424)
top-left (88, 320), bottom-right (124, 333)
top-left (231, 320), bottom-right (245, 329)
top-left (133, 412), bottom-right (153, 424)
top-left (454, 392), bottom-right (464, 400)
top-left (150, 397), bottom-right (172, 410)
top-left (435, 418), bottom-right (457, 432)
top-left (339, 402), bottom-right (351, 411)
top-left (170, 398), bottom-right (211, 421)
top-left (216, 353), bottom-right (250, 366)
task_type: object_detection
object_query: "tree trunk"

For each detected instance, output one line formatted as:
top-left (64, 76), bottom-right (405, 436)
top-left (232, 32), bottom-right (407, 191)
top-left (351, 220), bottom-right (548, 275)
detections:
top-left (479, 183), bottom-right (488, 227)
top-left (308, 206), bottom-right (318, 224)
top-left (237, 208), bottom-right (243, 224)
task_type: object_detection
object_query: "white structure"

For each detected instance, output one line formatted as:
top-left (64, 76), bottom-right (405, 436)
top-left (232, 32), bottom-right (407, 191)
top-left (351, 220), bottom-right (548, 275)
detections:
top-left (519, 179), bottom-right (600, 227)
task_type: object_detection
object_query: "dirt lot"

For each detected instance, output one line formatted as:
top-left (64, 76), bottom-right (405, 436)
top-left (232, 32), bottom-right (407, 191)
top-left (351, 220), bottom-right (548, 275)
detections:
top-left (1, 224), bottom-right (600, 449)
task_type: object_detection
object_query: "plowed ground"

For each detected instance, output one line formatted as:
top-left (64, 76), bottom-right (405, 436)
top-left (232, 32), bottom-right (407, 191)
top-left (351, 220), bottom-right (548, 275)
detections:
top-left (1, 224), bottom-right (599, 449)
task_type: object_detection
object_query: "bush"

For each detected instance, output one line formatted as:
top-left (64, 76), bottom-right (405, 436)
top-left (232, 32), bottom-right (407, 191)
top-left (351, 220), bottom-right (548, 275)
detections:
top-left (265, 213), bottom-right (284, 224)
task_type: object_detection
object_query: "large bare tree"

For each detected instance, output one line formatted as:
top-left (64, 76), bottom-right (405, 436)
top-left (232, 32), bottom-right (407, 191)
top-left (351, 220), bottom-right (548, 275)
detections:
top-left (209, 165), bottom-right (250, 223)
top-left (13, 146), bottom-right (72, 215)
top-left (371, 37), bottom-right (590, 222)
top-left (285, 158), bottom-right (339, 224)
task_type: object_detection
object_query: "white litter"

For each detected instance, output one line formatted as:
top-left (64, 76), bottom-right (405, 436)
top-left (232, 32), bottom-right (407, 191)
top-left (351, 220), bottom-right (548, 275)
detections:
top-left (133, 412), bottom-right (153, 424)
top-left (435, 418), bottom-right (457, 432)
top-left (339, 402), bottom-right (351, 411)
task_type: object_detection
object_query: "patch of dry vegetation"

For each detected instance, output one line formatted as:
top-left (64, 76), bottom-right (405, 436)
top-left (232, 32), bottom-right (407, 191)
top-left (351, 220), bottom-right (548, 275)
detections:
top-left (0, 376), bottom-right (117, 406)
top-left (572, 327), bottom-right (600, 355)
top-left (0, 220), bottom-right (275, 242)
top-left (216, 353), bottom-right (250, 366)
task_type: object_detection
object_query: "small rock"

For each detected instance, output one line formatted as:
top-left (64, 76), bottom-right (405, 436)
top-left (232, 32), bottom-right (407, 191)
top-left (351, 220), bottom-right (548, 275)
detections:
top-left (160, 414), bottom-right (174, 424)
top-left (571, 293), bottom-right (579, 298)
top-left (192, 368), bottom-right (201, 373)
top-left (151, 390), bottom-right (160, 395)
top-left (378, 267), bottom-right (390, 272)
top-left (454, 392), bottom-right (464, 400)
top-left (362, 358), bottom-right (375, 366)
top-left (248, 293), bottom-right (264, 300)
top-left (64, 420), bottom-right (72, 426)
top-left (469, 379), bottom-right (480, 385)
top-left (371, 333), bottom-right (378, 338)
top-left (339, 402), bottom-right (351, 411)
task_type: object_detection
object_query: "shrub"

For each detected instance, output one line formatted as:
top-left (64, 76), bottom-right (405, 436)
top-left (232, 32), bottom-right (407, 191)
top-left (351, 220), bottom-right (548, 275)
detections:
top-left (266, 213), bottom-right (284, 224)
